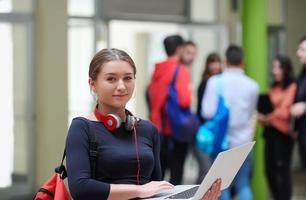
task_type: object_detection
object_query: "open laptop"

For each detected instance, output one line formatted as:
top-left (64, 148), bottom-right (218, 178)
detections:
top-left (144, 141), bottom-right (255, 200)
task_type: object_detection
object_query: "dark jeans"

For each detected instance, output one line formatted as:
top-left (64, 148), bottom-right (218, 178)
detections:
top-left (160, 135), bottom-right (189, 185)
top-left (192, 146), bottom-right (212, 184)
top-left (264, 127), bottom-right (294, 200)
top-left (297, 124), bottom-right (306, 169)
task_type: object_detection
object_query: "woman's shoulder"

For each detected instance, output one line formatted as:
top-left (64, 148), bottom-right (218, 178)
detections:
top-left (67, 117), bottom-right (96, 138)
top-left (70, 117), bottom-right (92, 128)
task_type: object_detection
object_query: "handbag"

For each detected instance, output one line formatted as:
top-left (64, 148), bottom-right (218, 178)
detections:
top-left (196, 75), bottom-right (229, 156)
top-left (165, 64), bottom-right (199, 143)
top-left (33, 117), bottom-right (98, 200)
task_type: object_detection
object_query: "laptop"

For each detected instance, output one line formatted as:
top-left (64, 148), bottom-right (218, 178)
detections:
top-left (144, 141), bottom-right (255, 200)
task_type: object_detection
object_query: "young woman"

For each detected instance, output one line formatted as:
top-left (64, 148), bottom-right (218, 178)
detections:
top-left (193, 53), bottom-right (222, 184)
top-left (258, 55), bottom-right (296, 200)
top-left (65, 48), bottom-right (221, 200)
top-left (197, 53), bottom-right (222, 122)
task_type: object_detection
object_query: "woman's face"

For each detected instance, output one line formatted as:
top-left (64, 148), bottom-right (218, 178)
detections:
top-left (91, 60), bottom-right (135, 109)
top-left (272, 59), bottom-right (283, 83)
top-left (208, 61), bottom-right (222, 75)
top-left (297, 40), bottom-right (306, 64)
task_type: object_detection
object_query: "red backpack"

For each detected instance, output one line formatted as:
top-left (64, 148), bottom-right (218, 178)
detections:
top-left (33, 118), bottom-right (98, 200)
top-left (34, 163), bottom-right (70, 200)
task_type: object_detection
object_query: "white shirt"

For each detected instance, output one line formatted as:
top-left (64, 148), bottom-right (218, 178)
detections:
top-left (201, 67), bottom-right (259, 148)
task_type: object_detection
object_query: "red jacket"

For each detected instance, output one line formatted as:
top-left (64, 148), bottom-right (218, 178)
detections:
top-left (148, 57), bottom-right (191, 135)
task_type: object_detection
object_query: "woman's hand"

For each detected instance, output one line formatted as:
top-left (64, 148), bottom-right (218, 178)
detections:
top-left (257, 113), bottom-right (269, 126)
top-left (291, 102), bottom-right (306, 118)
top-left (201, 179), bottom-right (221, 200)
top-left (200, 179), bottom-right (221, 200)
top-left (137, 181), bottom-right (174, 198)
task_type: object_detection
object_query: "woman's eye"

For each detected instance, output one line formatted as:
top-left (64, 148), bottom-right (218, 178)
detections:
top-left (107, 77), bottom-right (116, 82)
top-left (124, 76), bottom-right (133, 81)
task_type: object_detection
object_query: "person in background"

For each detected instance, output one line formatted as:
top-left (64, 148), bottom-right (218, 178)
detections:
top-left (197, 53), bottom-right (222, 122)
top-left (65, 48), bottom-right (221, 200)
top-left (291, 36), bottom-right (306, 170)
top-left (258, 55), bottom-right (296, 200)
top-left (202, 45), bottom-right (259, 200)
top-left (180, 41), bottom-right (211, 184)
top-left (180, 41), bottom-right (197, 66)
top-left (148, 35), bottom-right (191, 185)
top-left (194, 53), bottom-right (222, 184)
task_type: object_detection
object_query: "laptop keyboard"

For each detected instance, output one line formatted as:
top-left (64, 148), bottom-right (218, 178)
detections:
top-left (166, 186), bottom-right (199, 199)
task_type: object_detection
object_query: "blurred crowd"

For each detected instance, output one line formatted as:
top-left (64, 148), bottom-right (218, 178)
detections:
top-left (146, 34), bottom-right (306, 200)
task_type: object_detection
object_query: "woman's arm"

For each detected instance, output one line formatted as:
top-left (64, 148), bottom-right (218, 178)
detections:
top-left (108, 181), bottom-right (173, 200)
top-left (66, 119), bottom-right (111, 200)
top-left (267, 84), bottom-right (296, 132)
top-left (151, 124), bottom-right (162, 180)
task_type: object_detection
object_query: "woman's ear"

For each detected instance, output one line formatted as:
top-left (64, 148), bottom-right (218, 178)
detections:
top-left (88, 78), bottom-right (96, 93)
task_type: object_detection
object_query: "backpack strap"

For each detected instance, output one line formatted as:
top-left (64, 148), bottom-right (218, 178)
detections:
top-left (77, 117), bottom-right (98, 179)
top-left (55, 150), bottom-right (68, 179)
top-left (57, 117), bottom-right (98, 179)
top-left (170, 64), bottom-right (181, 86)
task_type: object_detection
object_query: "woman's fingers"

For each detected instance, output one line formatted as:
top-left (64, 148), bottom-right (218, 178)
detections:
top-left (201, 178), bottom-right (222, 200)
top-left (211, 179), bottom-right (222, 199)
top-left (158, 181), bottom-right (174, 189)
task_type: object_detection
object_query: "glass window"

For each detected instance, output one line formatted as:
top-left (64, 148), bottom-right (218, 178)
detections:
top-left (68, 19), bottom-right (95, 122)
top-left (0, 23), bottom-right (14, 188)
top-left (68, 0), bottom-right (94, 16)
top-left (191, 0), bottom-right (217, 22)
top-left (0, 22), bottom-right (32, 191)
top-left (0, 0), bottom-right (33, 13)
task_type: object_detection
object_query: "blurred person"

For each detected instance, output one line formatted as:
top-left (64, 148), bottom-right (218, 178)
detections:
top-left (180, 41), bottom-right (197, 66)
top-left (147, 35), bottom-right (191, 185)
top-left (258, 55), bottom-right (296, 200)
top-left (194, 53), bottom-right (222, 184)
top-left (181, 42), bottom-right (216, 184)
top-left (291, 36), bottom-right (306, 170)
top-left (197, 53), bottom-right (222, 122)
top-left (65, 48), bottom-right (221, 200)
top-left (202, 45), bottom-right (259, 200)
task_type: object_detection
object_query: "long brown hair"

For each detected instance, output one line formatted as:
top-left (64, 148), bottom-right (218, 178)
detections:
top-left (89, 48), bottom-right (137, 81)
top-left (201, 53), bottom-right (221, 81)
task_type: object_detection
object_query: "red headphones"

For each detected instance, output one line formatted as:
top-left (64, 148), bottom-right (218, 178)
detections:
top-left (94, 106), bottom-right (136, 131)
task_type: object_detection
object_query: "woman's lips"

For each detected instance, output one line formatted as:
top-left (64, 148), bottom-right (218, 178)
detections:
top-left (113, 94), bottom-right (127, 98)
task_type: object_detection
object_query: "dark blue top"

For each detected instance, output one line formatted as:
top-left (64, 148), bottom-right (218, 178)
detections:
top-left (66, 117), bottom-right (162, 200)
top-left (197, 79), bottom-right (208, 123)
top-left (295, 66), bottom-right (306, 130)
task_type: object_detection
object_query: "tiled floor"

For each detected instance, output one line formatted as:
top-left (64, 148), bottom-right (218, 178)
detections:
top-left (292, 169), bottom-right (306, 200)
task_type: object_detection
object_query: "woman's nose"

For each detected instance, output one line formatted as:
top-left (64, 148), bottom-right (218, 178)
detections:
top-left (116, 79), bottom-right (126, 91)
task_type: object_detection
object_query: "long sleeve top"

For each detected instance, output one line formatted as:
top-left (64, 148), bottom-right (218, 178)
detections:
top-left (65, 118), bottom-right (161, 200)
top-left (201, 68), bottom-right (259, 148)
top-left (148, 57), bottom-right (191, 135)
top-left (295, 66), bottom-right (306, 130)
top-left (197, 79), bottom-right (208, 123)
top-left (267, 83), bottom-right (297, 134)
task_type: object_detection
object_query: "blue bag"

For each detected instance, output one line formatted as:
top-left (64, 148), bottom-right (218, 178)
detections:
top-left (196, 75), bottom-right (229, 156)
top-left (165, 65), bottom-right (199, 143)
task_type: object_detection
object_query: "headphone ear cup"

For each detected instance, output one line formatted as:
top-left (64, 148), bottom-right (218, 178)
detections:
top-left (105, 114), bottom-right (122, 131)
top-left (125, 115), bottom-right (136, 131)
